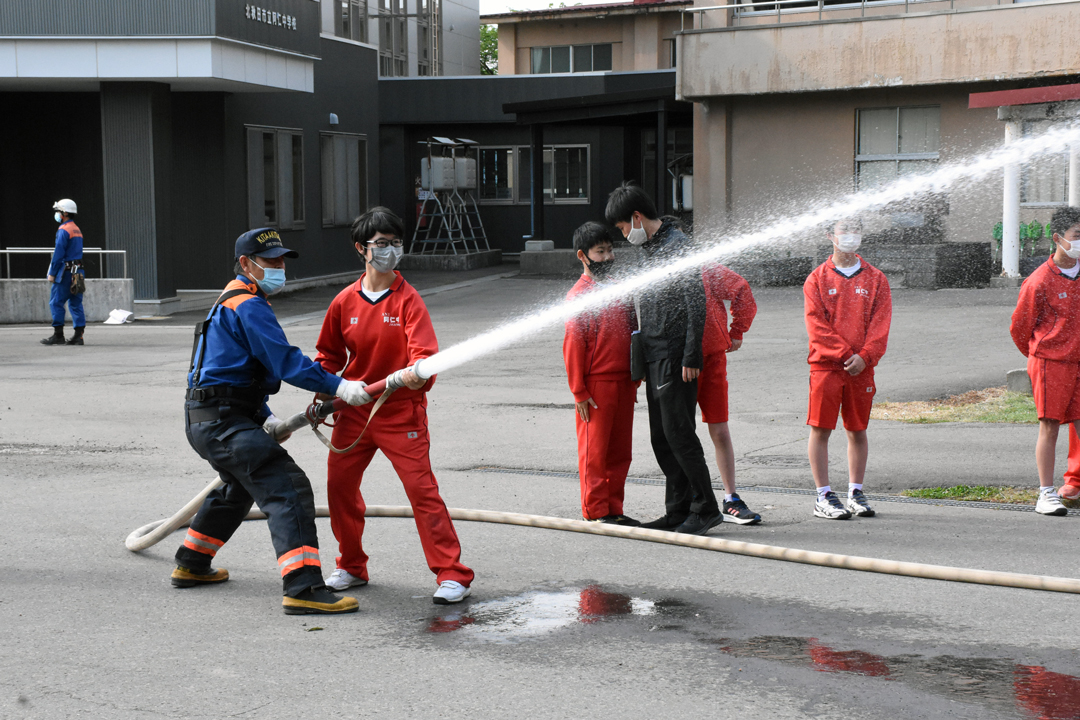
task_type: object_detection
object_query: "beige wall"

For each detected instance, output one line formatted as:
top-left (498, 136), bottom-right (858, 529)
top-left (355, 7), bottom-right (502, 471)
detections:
top-left (496, 10), bottom-right (683, 74)
top-left (693, 85), bottom-right (1007, 247)
top-left (678, 1), bottom-right (1080, 99)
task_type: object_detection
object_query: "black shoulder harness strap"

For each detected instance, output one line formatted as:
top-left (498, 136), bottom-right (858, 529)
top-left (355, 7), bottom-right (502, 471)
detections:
top-left (189, 288), bottom-right (257, 387)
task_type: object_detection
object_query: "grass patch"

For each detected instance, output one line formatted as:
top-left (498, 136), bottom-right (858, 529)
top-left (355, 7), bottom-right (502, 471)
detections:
top-left (901, 485), bottom-right (1039, 504)
top-left (871, 386), bottom-right (1037, 424)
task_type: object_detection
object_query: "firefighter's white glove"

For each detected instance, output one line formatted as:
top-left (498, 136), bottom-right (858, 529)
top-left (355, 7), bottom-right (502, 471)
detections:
top-left (337, 379), bottom-right (372, 406)
top-left (263, 414), bottom-right (292, 443)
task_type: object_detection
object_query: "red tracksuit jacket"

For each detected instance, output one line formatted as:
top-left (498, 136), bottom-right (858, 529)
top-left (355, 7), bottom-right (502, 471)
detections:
top-left (803, 256), bottom-right (892, 371)
top-left (315, 272), bottom-right (437, 402)
top-left (1010, 257), bottom-right (1080, 362)
top-left (563, 275), bottom-right (634, 403)
top-left (702, 264), bottom-right (757, 356)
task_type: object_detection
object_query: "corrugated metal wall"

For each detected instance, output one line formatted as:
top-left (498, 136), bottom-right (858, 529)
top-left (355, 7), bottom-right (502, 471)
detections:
top-left (100, 84), bottom-right (159, 300)
top-left (0, 0), bottom-right (215, 36)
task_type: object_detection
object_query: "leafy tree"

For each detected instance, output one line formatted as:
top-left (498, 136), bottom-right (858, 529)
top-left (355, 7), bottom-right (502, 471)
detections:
top-left (480, 24), bottom-right (498, 75)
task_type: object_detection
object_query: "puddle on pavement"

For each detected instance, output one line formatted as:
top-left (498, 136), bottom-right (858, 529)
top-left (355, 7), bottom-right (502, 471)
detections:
top-left (426, 585), bottom-right (659, 642)
top-left (709, 636), bottom-right (1080, 720)
top-left (426, 587), bottom-right (1080, 718)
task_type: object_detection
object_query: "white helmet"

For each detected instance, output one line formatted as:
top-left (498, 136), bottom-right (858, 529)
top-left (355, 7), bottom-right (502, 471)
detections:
top-left (52, 198), bottom-right (77, 215)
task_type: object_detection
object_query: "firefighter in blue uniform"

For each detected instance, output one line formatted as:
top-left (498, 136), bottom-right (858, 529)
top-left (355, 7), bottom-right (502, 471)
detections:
top-left (41, 198), bottom-right (86, 346)
top-left (174, 228), bottom-right (372, 615)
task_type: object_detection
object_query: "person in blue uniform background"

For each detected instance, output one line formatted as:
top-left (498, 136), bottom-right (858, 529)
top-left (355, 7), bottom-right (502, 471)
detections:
top-left (41, 198), bottom-right (85, 346)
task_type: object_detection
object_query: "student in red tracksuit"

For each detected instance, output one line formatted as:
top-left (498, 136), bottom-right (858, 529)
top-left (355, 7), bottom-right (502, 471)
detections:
top-left (1009, 206), bottom-right (1080, 517)
top-left (804, 218), bottom-right (891, 520)
top-left (315, 207), bottom-right (474, 605)
top-left (563, 221), bottom-right (639, 526)
top-left (699, 263), bottom-right (762, 525)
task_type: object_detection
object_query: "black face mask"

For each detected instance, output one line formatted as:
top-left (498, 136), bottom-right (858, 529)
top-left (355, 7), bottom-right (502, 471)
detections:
top-left (587, 258), bottom-right (616, 281)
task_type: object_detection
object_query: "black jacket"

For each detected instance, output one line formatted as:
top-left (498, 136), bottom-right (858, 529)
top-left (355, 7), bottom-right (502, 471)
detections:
top-left (636, 220), bottom-right (706, 368)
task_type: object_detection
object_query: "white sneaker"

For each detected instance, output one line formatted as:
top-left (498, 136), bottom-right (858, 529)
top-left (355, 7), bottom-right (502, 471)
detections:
top-left (325, 568), bottom-right (367, 591)
top-left (814, 491), bottom-right (852, 520)
top-left (1036, 491), bottom-right (1068, 516)
top-left (433, 580), bottom-right (471, 605)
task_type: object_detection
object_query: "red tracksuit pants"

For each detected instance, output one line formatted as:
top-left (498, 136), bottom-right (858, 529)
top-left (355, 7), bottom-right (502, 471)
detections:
top-left (327, 399), bottom-right (473, 586)
top-left (1066, 424), bottom-right (1080, 488)
top-left (576, 378), bottom-right (636, 520)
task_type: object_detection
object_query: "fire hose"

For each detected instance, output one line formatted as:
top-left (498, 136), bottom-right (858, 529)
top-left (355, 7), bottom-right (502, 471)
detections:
top-left (126, 368), bottom-right (1080, 595)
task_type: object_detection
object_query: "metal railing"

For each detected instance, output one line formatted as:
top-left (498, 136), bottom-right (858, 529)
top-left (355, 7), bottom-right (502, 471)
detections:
top-left (1, 247), bottom-right (128, 279)
top-left (681, 0), bottom-right (965, 30)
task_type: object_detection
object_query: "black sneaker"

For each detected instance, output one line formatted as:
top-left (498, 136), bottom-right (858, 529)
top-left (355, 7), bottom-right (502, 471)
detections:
top-left (722, 495), bottom-right (762, 525)
top-left (606, 514), bottom-right (641, 527)
top-left (640, 514), bottom-right (687, 531)
top-left (675, 511), bottom-right (723, 536)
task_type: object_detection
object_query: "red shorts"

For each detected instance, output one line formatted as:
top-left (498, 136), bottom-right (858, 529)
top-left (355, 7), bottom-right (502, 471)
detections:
top-left (698, 352), bottom-right (729, 424)
top-left (807, 368), bottom-right (876, 431)
top-left (1028, 356), bottom-right (1080, 423)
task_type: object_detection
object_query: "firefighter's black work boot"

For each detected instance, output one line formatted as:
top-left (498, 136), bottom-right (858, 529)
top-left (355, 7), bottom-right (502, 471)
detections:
top-left (171, 566), bottom-right (230, 588)
top-left (40, 327), bottom-right (65, 345)
top-left (66, 327), bottom-right (84, 345)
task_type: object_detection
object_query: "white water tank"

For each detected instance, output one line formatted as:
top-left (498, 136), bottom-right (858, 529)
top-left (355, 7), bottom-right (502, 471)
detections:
top-left (421, 157), bottom-right (477, 191)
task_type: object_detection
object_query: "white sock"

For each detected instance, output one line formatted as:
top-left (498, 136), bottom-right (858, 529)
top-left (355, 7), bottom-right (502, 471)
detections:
top-left (724, 494), bottom-right (734, 503)
top-left (817, 485), bottom-right (831, 498)
top-left (1040, 485), bottom-right (1055, 495)
top-left (849, 483), bottom-right (863, 497)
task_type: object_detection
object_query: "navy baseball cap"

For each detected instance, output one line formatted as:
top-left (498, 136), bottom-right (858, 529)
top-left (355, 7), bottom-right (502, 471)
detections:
top-left (234, 228), bottom-right (299, 259)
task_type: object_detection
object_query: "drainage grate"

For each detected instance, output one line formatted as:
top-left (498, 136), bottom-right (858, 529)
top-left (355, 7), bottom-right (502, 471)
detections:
top-left (471, 466), bottom-right (1079, 516)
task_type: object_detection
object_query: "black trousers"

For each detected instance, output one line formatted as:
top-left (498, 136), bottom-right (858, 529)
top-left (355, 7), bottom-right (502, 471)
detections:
top-left (176, 402), bottom-right (325, 597)
top-left (645, 358), bottom-right (719, 517)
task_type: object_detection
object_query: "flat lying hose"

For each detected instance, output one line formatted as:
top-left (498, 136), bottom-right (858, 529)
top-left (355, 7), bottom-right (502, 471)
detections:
top-left (125, 488), bottom-right (1080, 595)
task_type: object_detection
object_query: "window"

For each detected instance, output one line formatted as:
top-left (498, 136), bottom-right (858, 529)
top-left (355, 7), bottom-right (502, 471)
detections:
top-left (1022, 121), bottom-right (1070, 206)
top-left (321, 133), bottom-right (368, 226)
top-left (417, 0), bottom-right (441, 76)
top-left (379, 0), bottom-right (407, 76)
top-left (478, 147), bottom-right (514, 202)
top-left (856, 106), bottom-right (940, 191)
top-left (247, 127), bottom-right (304, 229)
top-left (338, 0), bottom-right (367, 43)
top-left (530, 44), bottom-right (612, 74)
top-left (478, 145), bottom-right (589, 204)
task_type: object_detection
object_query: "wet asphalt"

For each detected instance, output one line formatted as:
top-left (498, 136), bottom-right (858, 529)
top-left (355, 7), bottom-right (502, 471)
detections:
top-left (1, 268), bottom-right (1078, 719)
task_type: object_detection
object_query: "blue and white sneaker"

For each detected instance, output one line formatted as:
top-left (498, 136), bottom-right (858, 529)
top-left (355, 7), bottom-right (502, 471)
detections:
top-left (814, 491), bottom-right (852, 520)
top-left (845, 489), bottom-right (876, 517)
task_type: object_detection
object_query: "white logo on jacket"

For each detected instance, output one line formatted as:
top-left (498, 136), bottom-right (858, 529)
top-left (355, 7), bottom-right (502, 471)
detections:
top-left (350, 317), bottom-right (358, 324)
top-left (855, 286), bottom-right (869, 296)
top-left (828, 288), bottom-right (837, 295)
top-left (1060, 292), bottom-right (1068, 299)
top-left (383, 313), bottom-right (401, 326)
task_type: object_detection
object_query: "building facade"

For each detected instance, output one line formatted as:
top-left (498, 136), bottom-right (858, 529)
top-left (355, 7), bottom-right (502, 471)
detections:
top-left (676, 0), bottom-right (1080, 259)
top-left (484, 0), bottom-right (690, 76)
top-left (329, 0), bottom-right (480, 75)
top-left (0, 0), bottom-right (381, 311)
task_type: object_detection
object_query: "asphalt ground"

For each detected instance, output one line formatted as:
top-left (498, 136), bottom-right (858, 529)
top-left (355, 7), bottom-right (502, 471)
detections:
top-left (2, 269), bottom-right (1079, 719)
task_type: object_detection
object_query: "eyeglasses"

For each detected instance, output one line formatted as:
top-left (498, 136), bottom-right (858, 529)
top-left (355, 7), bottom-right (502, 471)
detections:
top-left (368, 239), bottom-right (403, 248)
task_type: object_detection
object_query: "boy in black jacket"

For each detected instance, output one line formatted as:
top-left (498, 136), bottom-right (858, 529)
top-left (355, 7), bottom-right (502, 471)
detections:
top-left (605, 183), bottom-right (719, 535)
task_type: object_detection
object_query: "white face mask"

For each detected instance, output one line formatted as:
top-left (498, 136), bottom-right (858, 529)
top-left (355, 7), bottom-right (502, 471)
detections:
top-left (1062, 237), bottom-right (1080, 260)
top-left (626, 216), bottom-right (648, 246)
top-left (834, 233), bottom-right (862, 253)
top-left (54, 212), bottom-right (63, 223)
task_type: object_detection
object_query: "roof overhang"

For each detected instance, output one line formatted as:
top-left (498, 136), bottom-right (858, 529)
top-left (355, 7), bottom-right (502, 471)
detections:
top-left (969, 82), bottom-right (1080, 109)
top-left (483, 0), bottom-right (693, 24)
top-left (504, 86), bottom-right (690, 124)
top-left (0, 36), bottom-right (315, 93)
